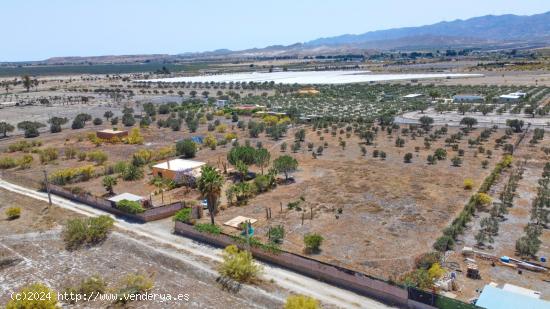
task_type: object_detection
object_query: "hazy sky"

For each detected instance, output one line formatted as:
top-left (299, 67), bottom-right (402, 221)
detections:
top-left (2, 0), bottom-right (549, 61)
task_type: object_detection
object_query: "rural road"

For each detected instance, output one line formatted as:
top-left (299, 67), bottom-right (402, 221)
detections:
top-left (0, 178), bottom-right (393, 309)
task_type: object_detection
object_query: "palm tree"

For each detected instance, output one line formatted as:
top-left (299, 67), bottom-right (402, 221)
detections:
top-left (151, 177), bottom-right (167, 204)
top-left (102, 176), bottom-right (118, 196)
top-left (197, 165), bottom-right (224, 224)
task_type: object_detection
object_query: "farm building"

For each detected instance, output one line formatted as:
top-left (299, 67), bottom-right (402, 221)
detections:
top-left (476, 284), bottom-right (550, 309)
top-left (452, 95), bottom-right (484, 103)
top-left (403, 93), bottom-right (424, 100)
top-left (499, 92), bottom-right (526, 103)
top-left (499, 94), bottom-right (522, 103)
top-left (152, 159), bottom-right (206, 183)
top-left (216, 99), bottom-right (228, 108)
top-left (96, 129), bottom-right (128, 139)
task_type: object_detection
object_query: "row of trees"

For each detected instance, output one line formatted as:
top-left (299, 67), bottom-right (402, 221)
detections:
top-left (516, 162), bottom-right (550, 257)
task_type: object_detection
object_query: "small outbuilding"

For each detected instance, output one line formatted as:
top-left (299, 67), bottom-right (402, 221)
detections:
top-left (152, 159), bottom-right (206, 183)
top-left (499, 94), bottom-right (522, 103)
top-left (97, 129), bottom-right (128, 139)
top-left (107, 192), bottom-right (144, 205)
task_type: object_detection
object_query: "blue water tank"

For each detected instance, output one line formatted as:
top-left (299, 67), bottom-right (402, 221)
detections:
top-left (500, 256), bottom-right (510, 263)
top-left (541, 257), bottom-right (547, 262)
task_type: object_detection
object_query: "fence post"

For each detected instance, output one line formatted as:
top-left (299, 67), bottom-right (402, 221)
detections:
top-left (43, 170), bottom-right (52, 207)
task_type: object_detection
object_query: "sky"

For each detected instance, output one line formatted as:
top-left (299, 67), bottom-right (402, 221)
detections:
top-left (1, 0), bottom-right (549, 62)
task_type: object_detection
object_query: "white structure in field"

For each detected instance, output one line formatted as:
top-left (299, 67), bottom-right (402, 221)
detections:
top-left (499, 91), bottom-right (527, 103)
top-left (403, 93), bottom-right (424, 100)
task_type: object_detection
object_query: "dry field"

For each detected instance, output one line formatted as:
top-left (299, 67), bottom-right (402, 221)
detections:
top-left (209, 125), bottom-right (513, 280)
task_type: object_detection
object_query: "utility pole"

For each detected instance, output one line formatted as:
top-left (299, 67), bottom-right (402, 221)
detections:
top-left (43, 170), bottom-right (52, 207)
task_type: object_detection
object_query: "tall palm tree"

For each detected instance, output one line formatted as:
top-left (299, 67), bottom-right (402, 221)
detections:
top-left (197, 165), bottom-right (224, 224)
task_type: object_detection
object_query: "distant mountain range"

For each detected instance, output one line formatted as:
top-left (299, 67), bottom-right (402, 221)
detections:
top-left (305, 11), bottom-right (550, 47)
top-left (31, 11), bottom-right (550, 64)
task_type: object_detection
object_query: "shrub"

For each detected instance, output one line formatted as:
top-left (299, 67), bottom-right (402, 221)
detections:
top-left (63, 275), bottom-right (106, 304)
top-left (474, 193), bottom-right (492, 207)
top-left (0, 157), bottom-right (17, 169)
top-left (5, 207), bottom-right (21, 220)
top-left (17, 154), bottom-right (33, 169)
top-left (112, 161), bottom-right (129, 174)
top-left (7, 140), bottom-right (41, 152)
top-left (173, 208), bottom-right (192, 223)
top-left (219, 245), bottom-right (262, 283)
top-left (254, 174), bottom-right (274, 192)
top-left (402, 268), bottom-right (433, 289)
top-left (64, 147), bottom-right (77, 159)
top-left (284, 295), bottom-right (320, 309)
top-left (6, 283), bottom-right (58, 309)
top-left (116, 199), bottom-right (145, 214)
top-left (427, 262), bottom-right (445, 279)
top-left (303, 233), bottom-right (323, 254)
top-left (62, 215), bottom-right (114, 250)
top-left (131, 149), bottom-right (152, 166)
top-left (77, 151), bottom-right (87, 161)
top-left (415, 251), bottom-right (441, 270)
top-left (38, 147), bottom-right (59, 164)
top-left (93, 117), bottom-right (103, 125)
top-left (194, 223), bottom-right (222, 234)
top-left (204, 134), bottom-right (217, 150)
top-left (433, 235), bottom-right (454, 252)
top-left (49, 165), bottom-right (96, 185)
top-left (114, 273), bottom-right (154, 304)
top-left (176, 139), bottom-right (197, 158)
top-left (121, 164), bottom-right (144, 181)
top-left (463, 178), bottom-right (474, 190)
top-left (87, 150), bottom-right (108, 165)
top-left (267, 225), bottom-right (285, 244)
top-left (127, 128), bottom-right (144, 144)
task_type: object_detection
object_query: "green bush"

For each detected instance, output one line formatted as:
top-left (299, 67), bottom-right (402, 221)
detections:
top-left (87, 150), bottom-right (108, 165)
top-left (433, 235), bottom-right (455, 252)
top-left (62, 215), bottom-right (115, 250)
top-left (0, 157), bottom-right (17, 169)
top-left (267, 225), bottom-right (285, 244)
top-left (38, 147), bottom-right (59, 164)
top-left (63, 275), bottom-right (106, 304)
top-left (176, 139), bottom-right (197, 158)
top-left (173, 208), bottom-right (192, 223)
top-left (112, 161), bottom-right (129, 174)
top-left (5, 207), bottom-right (21, 220)
top-left (194, 223), bottom-right (222, 234)
top-left (17, 154), bottom-right (34, 169)
top-left (303, 233), bottom-right (323, 254)
top-left (49, 165), bottom-right (95, 185)
top-left (7, 140), bottom-right (41, 153)
top-left (219, 245), bottom-right (262, 283)
top-left (121, 164), bottom-right (144, 181)
top-left (284, 295), bottom-right (320, 309)
top-left (116, 199), bottom-right (145, 214)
